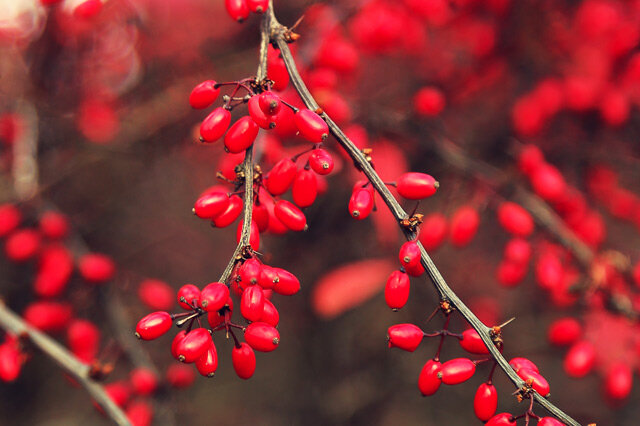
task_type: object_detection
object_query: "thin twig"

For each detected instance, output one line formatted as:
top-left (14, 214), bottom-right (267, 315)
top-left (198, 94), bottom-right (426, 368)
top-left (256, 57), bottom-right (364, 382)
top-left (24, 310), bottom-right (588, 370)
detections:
top-left (266, 8), bottom-right (581, 426)
top-left (0, 300), bottom-right (131, 425)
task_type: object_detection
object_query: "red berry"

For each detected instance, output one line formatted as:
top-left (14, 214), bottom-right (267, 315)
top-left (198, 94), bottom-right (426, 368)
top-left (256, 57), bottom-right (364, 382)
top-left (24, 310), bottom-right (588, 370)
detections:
top-left (34, 245), bottom-right (73, 298)
top-left (78, 253), bottom-right (115, 284)
top-left (387, 323), bottom-right (423, 352)
top-left (265, 158), bottom-right (297, 195)
top-left (497, 202), bottom-right (534, 237)
top-left (384, 270), bottom-right (410, 310)
top-left (39, 211), bottom-right (69, 240)
top-left (126, 400), bottom-right (153, 426)
top-left (212, 194), bottom-right (243, 228)
top-left (271, 267), bottom-right (300, 295)
top-left (253, 202), bottom-right (270, 232)
top-left (414, 86), bottom-right (445, 116)
top-left (308, 149), bottom-right (334, 175)
top-left (189, 80), bottom-right (220, 109)
top-left (166, 364), bottom-right (195, 389)
top-left (258, 265), bottom-right (278, 289)
top-left (260, 298), bottom-right (279, 326)
top-left (225, 0), bottom-right (250, 22)
top-left (0, 343), bottom-right (22, 382)
top-left (232, 342), bottom-right (256, 379)
top-left (547, 317), bottom-right (582, 346)
top-left (130, 368), bottom-right (158, 396)
top-left (404, 262), bottom-right (425, 277)
top-left (238, 258), bottom-right (262, 287)
top-left (137, 279), bottom-right (174, 311)
top-left (248, 95), bottom-right (276, 129)
top-left (349, 187), bottom-right (374, 220)
top-left (267, 46), bottom-right (289, 91)
top-left (518, 144), bottom-right (545, 176)
top-left (0, 204), bottom-right (21, 237)
top-left (535, 253), bottom-right (563, 290)
top-left (195, 341), bottom-right (218, 377)
top-left (247, 0), bottom-right (268, 13)
top-left (530, 164), bottom-right (566, 202)
top-left (459, 329), bottom-right (489, 354)
top-left (396, 172), bottom-right (439, 200)
top-left (474, 382), bottom-right (498, 421)
top-left (171, 331), bottom-right (187, 360)
top-left (538, 418), bottom-right (565, 426)
top-left (439, 358), bottom-right (476, 385)
top-left (504, 238), bottom-right (531, 264)
top-left (103, 382), bottom-right (130, 408)
top-left (418, 213), bottom-right (448, 251)
top-left (604, 362), bottom-right (632, 400)
top-left (418, 359), bottom-right (442, 396)
top-left (486, 413), bottom-right (516, 426)
top-left (5, 229), bottom-right (40, 262)
top-left (399, 241), bottom-right (421, 269)
top-left (241, 285), bottom-right (265, 322)
top-left (224, 116), bottom-right (259, 154)
top-left (175, 328), bottom-right (212, 363)
top-left (517, 367), bottom-right (550, 396)
top-left (450, 206), bottom-right (480, 247)
top-left (135, 312), bottom-right (172, 341)
top-left (193, 192), bottom-right (229, 219)
top-left (23, 301), bottom-right (72, 332)
top-left (509, 357), bottom-right (539, 373)
top-left (199, 282), bottom-right (230, 312)
top-left (292, 169), bottom-right (318, 208)
top-left (244, 322), bottom-right (280, 352)
top-left (258, 91), bottom-right (281, 115)
top-left (207, 296), bottom-right (233, 328)
top-left (496, 260), bottom-right (527, 287)
top-left (177, 284), bottom-right (200, 310)
top-left (200, 107), bottom-right (231, 142)
top-left (67, 319), bottom-right (100, 363)
top-left (563, 340), bottom-right (595, 378)
top-left (294, 109), bottom-right (329, 143)
top-left (274, 200), bottom-right (307, 231)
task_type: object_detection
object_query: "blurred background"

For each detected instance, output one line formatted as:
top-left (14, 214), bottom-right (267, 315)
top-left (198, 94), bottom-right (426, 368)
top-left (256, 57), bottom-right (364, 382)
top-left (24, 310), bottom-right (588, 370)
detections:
top-left (1, 0), bottom-right (640, 424)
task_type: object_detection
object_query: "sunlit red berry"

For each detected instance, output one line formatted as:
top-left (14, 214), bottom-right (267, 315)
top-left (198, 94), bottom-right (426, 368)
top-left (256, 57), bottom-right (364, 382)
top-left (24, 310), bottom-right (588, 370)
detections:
top-left (459, 329), bottom-right (489, 354)
top-left (248, 95), bottom-right (277, 129)
top-left (135, 312), bottom-right (172, 341)
top-left (349, 187), bottom-right (374, 220)
top-left (418, 213), bottom-right (448, 251)
top-left (517, 367), bottom-right (550, 396)
top-left (232, 342), bottom-right (256, 379)
top-left (308, 149), bottom-right (334, 175)
top-left (258, 91), bottom-right (281, 115)
top-left (450, 206), bottom-right (480, 247)
top-left (292, 169), bottom-right (318, 208)
top-left (547, 317), bottom-right (581, 346)
top-left (387, 323), bottom-right (423, 352)
top-left (189, 80), bottom-right (220, 109)
top-left (396, 173), bottom-right (439, 200)
top-left (195, 341), bottom-right (218, 377)
top-left (224, 116), bottom-right (259, 154)
top-left (294, 109), bottom-right (329, 143)
top-left (253, 202), bottom-right (270, 232)
top-left (439, 358), bottom-right (476, 385)
top-left (509, 357), bottom-right (539, 374)
top-left (274, 200), bottom-right (307, 231)
top-left (497, 202), bottom-right (534, 237)
top-left (241, 285), bottom-right (265, 322)
top-left (78, 253), bottom-right (115, 284)
top-left (177, 284), bottom-right (200, 310)
top-left (418, 359), bottom-right (442, 396)
top-left (399, 241), bottom-right (421, 269)
top-left (175, 328), bottom-right (212, 363)
top-left (225, 0), bottom-right (250, 22)
top-left (474, 382), bottom-right (498, 421)
top-left (384, 270), bottom-right (410, 310)
top-left (171, 331), bottom-right (187, 360)
top-left (193, 192), bottom-right (229, 219)
top-left (486, 413), bottom-right (516, 426)
top-left (244, 322), bottom-right (280, 352)
top-left (258, 265), bottom-right (278, 289)
top-left (212, 194), bottom-right (243, 228)
top-left (200, 107), bottom-right (231, 142)
top-left (265, 158), bottom-right (297, 195)
top-left (166, 364), bottom-right (195, 389)
top-left (271, 267), bottom-right (300, 295)
top-left (563, 340), bottom-right (595, 378)
top-left (260, 298), bottom-right (279, 326)
top-left (199, 282), bottom-right (230, 312)
top-left (267, 46), bottom-right (289, 91)
top-left (538, 417), bottom-right (565, 426)
top-left (138, 279), bottom-right (174, 311)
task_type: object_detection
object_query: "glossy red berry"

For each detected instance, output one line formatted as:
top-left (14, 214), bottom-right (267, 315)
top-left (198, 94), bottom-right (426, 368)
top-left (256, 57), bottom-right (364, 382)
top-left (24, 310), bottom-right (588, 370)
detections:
top-left (530, 164), bottom-right (566, 202)
top-left (195, 341), bottom-right (218, 377)
top-left (0, 204), bottom-right (21, 237)
top-left (171, 331), bottom-right (187, 360)
top-left (175, 328), bottom-right (212, 363)
top-left (34, 245), bottom-right (73, 298)
top-left (130, 368), bottom-right (158, 396)
top-left (292, 169), bottom-right (318, 208)
top-left (459, 329), bottom-right (489, 354)
top-left (258, 91), bottom-right (281, 115)
top-left (177, 284), bottom-right (200, 309)
top-left (238, 258), bottom-right (262, 287)
top-left (67, 319), bottom-right (101, 363)
top-left (418, 359), bottom-right (442, 396)
top-left (349, 187), bottom-right (374, 220)
top-left (538, 418), bottom-right (565, 426)
top-left (225, 0), bottom-right (250, 22)
top-left (384, 270), bottom-right (410, 310)
top-left (135, 311), bottom-right (172, 340)
top-left (604, 362), bottom-right (632, 400)
top-left (244, 322), bottom-right (280, 352)
top-left (39, 211), bottom-right (69, 240)
top-left (418, 213), bottom-right (448, 251)
top-left (474, 382), bottom-right (498, 421)
top-left (137, 279), bottom-right (174, 311)
top-left (294, 109), bottom-right (329, 143)
top-left (78, 253), bottom-right (115, 284)
top-left (23, 301), bottom-right (72, 333)
top-left (439, 358), bottom-right (476, 385)
top-left (253, 202), bottom-right (270, 231)
top-left (258, 265), bottom-right (278, 289)
top-left (126, 400), bottom-right (153, 426)
top-left (232, 342), bottom-right (256, 379)
top-left (518, 144), bottom-right (544, 176)
top-left (260, 298), bottom-right (279, 326)
top-left (224, 116), bottom-right (259, 153)
top-left (308, 148), bottom-right (334, 175)
top-left (189, 80), bottom-right (220, 109)
top-left (212, 194), bottom-right (243, 227)
top-left (547, 317), bottom-right (582, 346)
top-left (267, 46), bottom-right (289, 91)
top-left (5, 229), bottom-right (40, 262)
top-left (265, 158), bottom-right (297, 195)
top-left (399, 241), bottom-right (421, 269)
top-left (200, 107), bottom-right (231, 142)
top-left (450, 206), bottom-right (480, 247)
top-left (248, 95), bottom-right (276, 129)
top-left (486, 413), bottom-right (516, 426)
top-left (166, 364), bottom-right (195, 388)
top-left (0, 343), bottom-right (23, 382)
top-left (504, 238), bottom-right (532, 264)
top-left (509, 357), bottom-right (539, 373)
top-left (193, 192), bottom-right (229, 219)
top-left (396, 173), bottom-right (439, 200)
top-left (271, 267), bottom-right (300, 295)
top-left (247, 0), bottom-right (269, 13)
top-left (274, 200), bottom-right (307, 231)
top-left (387, 323), bottom-right (423, 352)
top-left (497, 202), bottom-right (534, 237)
top-left (563, 340), bottom-right (595, 378)
top-left (199, 282), bottom-right (230, 312)
top-left (241, 285), bottom-right (265, 322)
top-left (103, 382), bottom-right (130, 408)
top-left (517, 367), bottom-right (550, 396)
